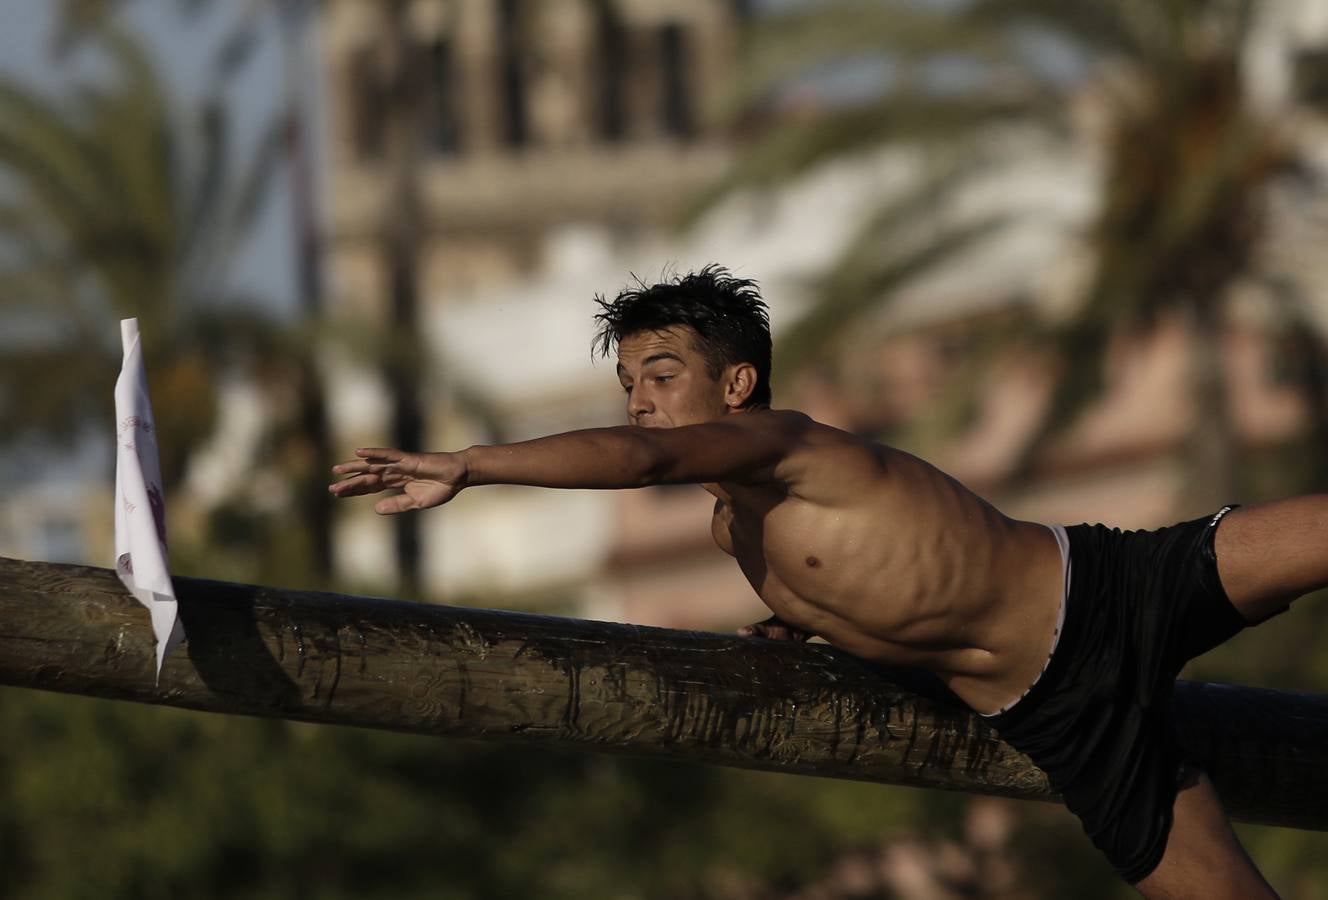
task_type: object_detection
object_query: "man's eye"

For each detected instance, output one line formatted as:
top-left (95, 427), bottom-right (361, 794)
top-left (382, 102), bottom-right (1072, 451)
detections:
top-left (655, 375), bottom-right (673, 384)
top-left (621, 384), bottom-right (632, 394)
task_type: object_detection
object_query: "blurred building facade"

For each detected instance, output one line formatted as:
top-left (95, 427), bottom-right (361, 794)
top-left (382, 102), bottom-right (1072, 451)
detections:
top-left (309, 0), bottom-right (1328, 635)
top-left (317, 0), bottom-right (746, 606)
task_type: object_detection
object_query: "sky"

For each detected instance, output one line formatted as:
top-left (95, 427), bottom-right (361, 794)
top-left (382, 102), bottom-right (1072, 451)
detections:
top-left (0, 0), bottom-right (306, 320)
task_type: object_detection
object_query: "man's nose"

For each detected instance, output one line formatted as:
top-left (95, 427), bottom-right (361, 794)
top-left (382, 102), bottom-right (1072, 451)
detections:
top-left (628, 388), bottom-right (653, 419)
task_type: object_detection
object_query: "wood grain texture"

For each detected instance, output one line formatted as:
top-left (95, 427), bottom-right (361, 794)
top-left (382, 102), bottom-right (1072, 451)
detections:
top-left (1, 556), bottom-right (1325, 828)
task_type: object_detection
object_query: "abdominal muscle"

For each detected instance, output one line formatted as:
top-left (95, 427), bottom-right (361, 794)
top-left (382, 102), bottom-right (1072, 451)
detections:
top-left (715, 447), bottom-right (1065, 714)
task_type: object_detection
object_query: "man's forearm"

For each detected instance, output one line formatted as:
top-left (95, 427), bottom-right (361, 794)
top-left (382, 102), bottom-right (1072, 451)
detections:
top-left (461, 427), bottom-right (664, 490)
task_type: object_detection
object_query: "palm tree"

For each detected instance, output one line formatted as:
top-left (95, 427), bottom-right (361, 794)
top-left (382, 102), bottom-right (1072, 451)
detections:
top-left (3, 6), bottom-right (372, 585)
top-left (0, 25), bottom-right (293, 488)
top-left (705, 0), bottom-right (1324, 505)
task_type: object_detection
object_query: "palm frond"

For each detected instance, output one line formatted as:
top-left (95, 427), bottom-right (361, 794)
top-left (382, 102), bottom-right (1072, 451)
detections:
top-left (777, 213), bottom-right (1013, 376)
top-left (177, 99), bottom-right (231, 279)
top-left (966, 0), bottom-right (1152, 62)
top-left (51, 0), bottom-right (126, 56)
top-left (732, 2), bottom-right (1008, 108)
top-left (907, 308), bottom-right (1039, 452)
top-left (90, 30), bottom-right (182, 264)
top-left (425, 352), bottom-right (512, 446)
top-left (682, 87), bottom-right (1058, 229)
top-left (1020, 316), bottom-right (1112, 465)
top-left (0, 83), bottom-right (111, 229)
top-left (207, 109), bottom-right (287, 276)
top-left (0, 345), bottom-right (116, 443)
top-left (0, 261), bottom-right (80, 317)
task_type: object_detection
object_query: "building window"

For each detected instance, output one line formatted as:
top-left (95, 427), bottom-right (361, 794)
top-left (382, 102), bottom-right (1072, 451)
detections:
top-left (498, 0), bottom-right (529, 148)
top-left (424, 38), bottom-right (462, 156)
top-left (1295, 49), bottom-right (1328, 108)
top-left (349, 46), bottom-right (385, 161)
top-left (658, 23), bottom-right (693, 140)
top-left (595, 6), bottom-right (627, 142)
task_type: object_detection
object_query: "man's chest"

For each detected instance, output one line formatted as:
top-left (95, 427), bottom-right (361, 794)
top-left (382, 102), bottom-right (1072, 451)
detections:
top-left (711, 488), bottom-right (836, 572)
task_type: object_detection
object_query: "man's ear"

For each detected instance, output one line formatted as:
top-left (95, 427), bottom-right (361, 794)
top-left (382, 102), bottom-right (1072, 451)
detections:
top-left (724, 363), bottom-right (758, 408)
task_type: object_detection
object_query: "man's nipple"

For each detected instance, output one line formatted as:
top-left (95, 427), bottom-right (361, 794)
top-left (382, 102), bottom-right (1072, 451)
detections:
top-left (805, 556), bottom-right (821, 568)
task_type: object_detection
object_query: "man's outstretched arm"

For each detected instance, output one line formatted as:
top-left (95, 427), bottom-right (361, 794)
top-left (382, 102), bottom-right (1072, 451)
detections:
top-left (329, 412), bottom-right (807, 514)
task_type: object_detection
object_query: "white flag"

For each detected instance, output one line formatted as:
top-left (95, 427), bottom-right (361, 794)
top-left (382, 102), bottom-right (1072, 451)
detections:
top-left (114, 318), bottom-right (184, 680)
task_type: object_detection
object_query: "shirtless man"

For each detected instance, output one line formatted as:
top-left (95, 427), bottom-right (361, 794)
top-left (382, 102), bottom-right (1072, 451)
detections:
top-left (330, 265), bottom-right (1317, 897)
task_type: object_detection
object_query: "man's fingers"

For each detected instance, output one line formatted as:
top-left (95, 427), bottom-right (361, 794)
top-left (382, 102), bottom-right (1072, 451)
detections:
top-left (374, 493), bottom-right (418, 516)
top-left (330, 471), bottom-right (410, 496)
top-left (737, 622), bottom-right (807, 641)
top-left (359, 448), bottom-right (423, 476)
top-left (357, 447), bottom-right (405, 463)
top-left (331, 459), bottom-right (399, 476)
top-left (329, 473), bottom-right (371, 496)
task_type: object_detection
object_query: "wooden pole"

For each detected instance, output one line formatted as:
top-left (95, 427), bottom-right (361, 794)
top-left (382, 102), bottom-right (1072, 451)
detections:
top-left (2, 556), bottom-right (1326, 829)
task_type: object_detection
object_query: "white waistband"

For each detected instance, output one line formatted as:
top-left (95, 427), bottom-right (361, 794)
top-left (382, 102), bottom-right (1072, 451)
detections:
top-left (980, 523), bottom-right (1070, 718)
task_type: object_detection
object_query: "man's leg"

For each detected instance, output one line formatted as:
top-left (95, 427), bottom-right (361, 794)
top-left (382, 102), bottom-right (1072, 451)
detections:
top-left (1213, 495), bottom-right (1328, 624)
top-left (1136, 495), bottom-right (1328, 899)
top-left (1134, 772), bottom-right (1277, 899)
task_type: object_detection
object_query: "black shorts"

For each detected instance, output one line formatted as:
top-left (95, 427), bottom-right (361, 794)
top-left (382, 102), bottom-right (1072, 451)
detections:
top-left (987, 507), bottom-right (1249, 884)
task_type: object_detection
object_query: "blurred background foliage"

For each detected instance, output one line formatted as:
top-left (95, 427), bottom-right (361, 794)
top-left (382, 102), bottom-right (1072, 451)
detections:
top-left (712, 0), bottom-right (1328, 507)
top-left (1, 0), bottom-right (1327, 897)
top-left (1, 688), bottom-right (1122, 900)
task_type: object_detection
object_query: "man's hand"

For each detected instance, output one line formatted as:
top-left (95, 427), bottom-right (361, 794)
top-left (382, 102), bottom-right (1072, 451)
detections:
top-left (329, 448), bottom-right (467, 515)
top-left (737, 615), bottom-right (811, 642)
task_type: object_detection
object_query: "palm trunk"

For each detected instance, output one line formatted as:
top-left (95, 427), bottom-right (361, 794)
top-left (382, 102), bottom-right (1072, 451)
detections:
top-left (1284, 315), bottom-right (1328, 487)
top-left (1188, 295), bottom-right (1241, 509)
top-left (382, 0), bottom-right (426, 595)
top-left (279, 1), bottom-right (333, 581)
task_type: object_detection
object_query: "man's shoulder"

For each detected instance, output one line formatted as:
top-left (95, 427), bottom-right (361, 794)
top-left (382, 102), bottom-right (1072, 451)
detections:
top-left (737, 409), bottom-right (888, 491)
top-left (717, 408), bottom-right (838, 455)
top-left (733, 407), bottom-right (819, 434)
top-left (744, 408), bottom-right (868, 450)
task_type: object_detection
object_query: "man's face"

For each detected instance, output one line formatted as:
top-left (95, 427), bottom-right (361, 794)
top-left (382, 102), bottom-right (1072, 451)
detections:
top-left (616, 326), bottom-right (731, 428)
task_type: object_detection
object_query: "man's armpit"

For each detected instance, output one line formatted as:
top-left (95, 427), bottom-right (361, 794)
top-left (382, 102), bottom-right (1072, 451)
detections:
top-left (711, 499), bottom-right (735, 556)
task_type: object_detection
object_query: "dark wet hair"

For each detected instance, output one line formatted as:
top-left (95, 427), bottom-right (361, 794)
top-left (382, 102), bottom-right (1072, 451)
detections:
top-left (592, 265), bottom-right (772, 407)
